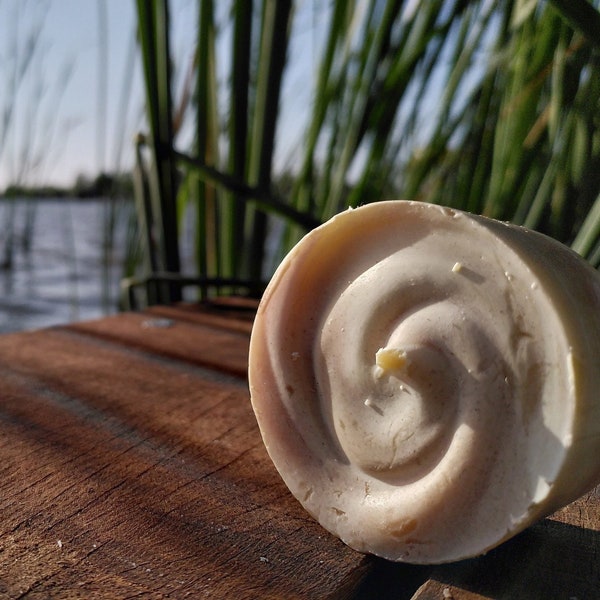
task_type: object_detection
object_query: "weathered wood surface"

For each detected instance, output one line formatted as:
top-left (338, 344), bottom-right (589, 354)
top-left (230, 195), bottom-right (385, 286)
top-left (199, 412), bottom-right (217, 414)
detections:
top-left (0, 299), bottom-right (598, 599)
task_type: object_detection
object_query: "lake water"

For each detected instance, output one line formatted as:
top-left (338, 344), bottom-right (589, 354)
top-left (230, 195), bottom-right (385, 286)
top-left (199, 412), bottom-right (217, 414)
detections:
top-left (0, 198), bottom-right (131, 333)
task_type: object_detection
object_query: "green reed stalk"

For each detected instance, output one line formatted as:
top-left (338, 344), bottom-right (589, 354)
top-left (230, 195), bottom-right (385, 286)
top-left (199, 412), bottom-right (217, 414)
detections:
top-left (193, 0), bottom-right (218, 285)
top-left (221, 0), bottom-right (253, 282)
top-left (136, 0), bottom-right (181, 302)
top-left (243, 0), bottom-right (293, 287)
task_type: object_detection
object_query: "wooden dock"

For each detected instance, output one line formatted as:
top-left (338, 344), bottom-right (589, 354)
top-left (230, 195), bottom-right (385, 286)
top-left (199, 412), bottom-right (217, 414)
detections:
top-left (1, 299), bottom-right (598, 599)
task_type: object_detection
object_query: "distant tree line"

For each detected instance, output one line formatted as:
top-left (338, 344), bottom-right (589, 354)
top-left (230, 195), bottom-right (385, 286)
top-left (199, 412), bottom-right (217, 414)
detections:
top-left (1, 171), bottom-right (134, 199)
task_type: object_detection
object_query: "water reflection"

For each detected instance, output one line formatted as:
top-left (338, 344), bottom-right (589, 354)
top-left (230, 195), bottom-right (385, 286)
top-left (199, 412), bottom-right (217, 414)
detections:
top-left (0, 197), bottom-right (131, 333)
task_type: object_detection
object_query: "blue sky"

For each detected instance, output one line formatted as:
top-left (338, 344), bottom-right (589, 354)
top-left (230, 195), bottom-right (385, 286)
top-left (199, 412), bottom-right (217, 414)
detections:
top-left (0, 0), bottom-right (328, 190)
top-left (0, 0), bottom-right (199, 188)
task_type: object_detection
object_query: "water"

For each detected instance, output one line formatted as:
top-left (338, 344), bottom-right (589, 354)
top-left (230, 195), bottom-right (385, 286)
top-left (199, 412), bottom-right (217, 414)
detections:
top-left (0, 198), bottom-right (131, 333)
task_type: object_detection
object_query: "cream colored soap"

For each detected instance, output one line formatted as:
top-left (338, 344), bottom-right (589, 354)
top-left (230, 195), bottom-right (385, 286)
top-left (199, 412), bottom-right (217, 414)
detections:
top-left (248, 200), bottom-right (600, 564)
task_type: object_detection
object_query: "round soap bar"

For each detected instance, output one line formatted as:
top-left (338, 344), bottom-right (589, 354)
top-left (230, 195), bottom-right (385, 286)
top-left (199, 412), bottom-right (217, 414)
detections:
top-left (248, 200), bottom-right (600, 564)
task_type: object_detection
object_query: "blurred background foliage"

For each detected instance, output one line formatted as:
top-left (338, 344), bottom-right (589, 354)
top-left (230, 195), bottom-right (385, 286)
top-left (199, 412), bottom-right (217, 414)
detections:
top-left (130, 0), bottom-right (600, 307)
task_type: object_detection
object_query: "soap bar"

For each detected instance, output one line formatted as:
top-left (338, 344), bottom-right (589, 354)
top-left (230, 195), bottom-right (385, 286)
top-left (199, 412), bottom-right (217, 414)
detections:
top-left (248, 200), bottom-right (600, 564)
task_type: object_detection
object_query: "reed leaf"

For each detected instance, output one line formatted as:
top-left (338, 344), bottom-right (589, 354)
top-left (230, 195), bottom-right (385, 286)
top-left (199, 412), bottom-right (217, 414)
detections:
top-left (571, 191), bottom-right (600, 259)
top-left (548, 0), bottom-right (600, 48)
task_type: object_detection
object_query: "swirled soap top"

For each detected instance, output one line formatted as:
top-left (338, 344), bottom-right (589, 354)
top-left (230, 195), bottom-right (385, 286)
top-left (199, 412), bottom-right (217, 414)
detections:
top-left (248, 200), bottom-right (600, 564)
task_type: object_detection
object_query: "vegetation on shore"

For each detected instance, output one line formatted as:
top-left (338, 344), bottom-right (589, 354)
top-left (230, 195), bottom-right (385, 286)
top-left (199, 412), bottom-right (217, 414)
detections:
top-left (131, 0), bottom-right (600, 309)
top-left (1, 172), bottom-right (135, 200)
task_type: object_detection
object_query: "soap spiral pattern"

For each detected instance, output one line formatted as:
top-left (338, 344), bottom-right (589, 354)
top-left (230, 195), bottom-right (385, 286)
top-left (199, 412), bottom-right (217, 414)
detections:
top-left (249, 201), bottom-right (600, 563)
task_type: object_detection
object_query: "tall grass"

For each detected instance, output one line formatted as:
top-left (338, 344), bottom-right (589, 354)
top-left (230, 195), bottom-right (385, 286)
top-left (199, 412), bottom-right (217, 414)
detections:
top-left (0, 1), bottom-right (78, 269)
top-left (0, 1), bottom-right (140, 325)
top-left (132, 0), bottom-right (600, 306)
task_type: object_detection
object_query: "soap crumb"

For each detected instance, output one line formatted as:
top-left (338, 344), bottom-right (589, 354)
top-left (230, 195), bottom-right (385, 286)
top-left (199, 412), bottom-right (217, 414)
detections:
top-left (57, 540), bottom-right (63, 549)
top-left (375, 347), bottom-right (408, 372)
top-left (364, 397), bottom-right (384, 416)
top-left (442, 588), bottom-right (453, 599)
top-left (451, 261), bottom-right (462, 273)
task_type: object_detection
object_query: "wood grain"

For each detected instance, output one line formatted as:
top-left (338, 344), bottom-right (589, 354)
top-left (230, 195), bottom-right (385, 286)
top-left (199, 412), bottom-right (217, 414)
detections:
top-left (0, 305), bottom-right (373, 598)
top-left (0, 301), bottom-right (598, 599)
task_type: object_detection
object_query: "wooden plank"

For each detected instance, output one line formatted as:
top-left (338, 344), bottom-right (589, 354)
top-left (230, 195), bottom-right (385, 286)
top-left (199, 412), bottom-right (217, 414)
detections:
top-left (0, 308), bottom-right (426, 598)
top-left (146, 298), bottom-right (257, 336)
top-left (412, 580), bottom-right (484, 600)
top-left (549, 484), bottom-right (600, 531)
top-left (65, 306), bottom-right (251, 378)
top-left (0, 303), bottom-right (598, 598)
top-left (409, 506), bottom-right (600, 599)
